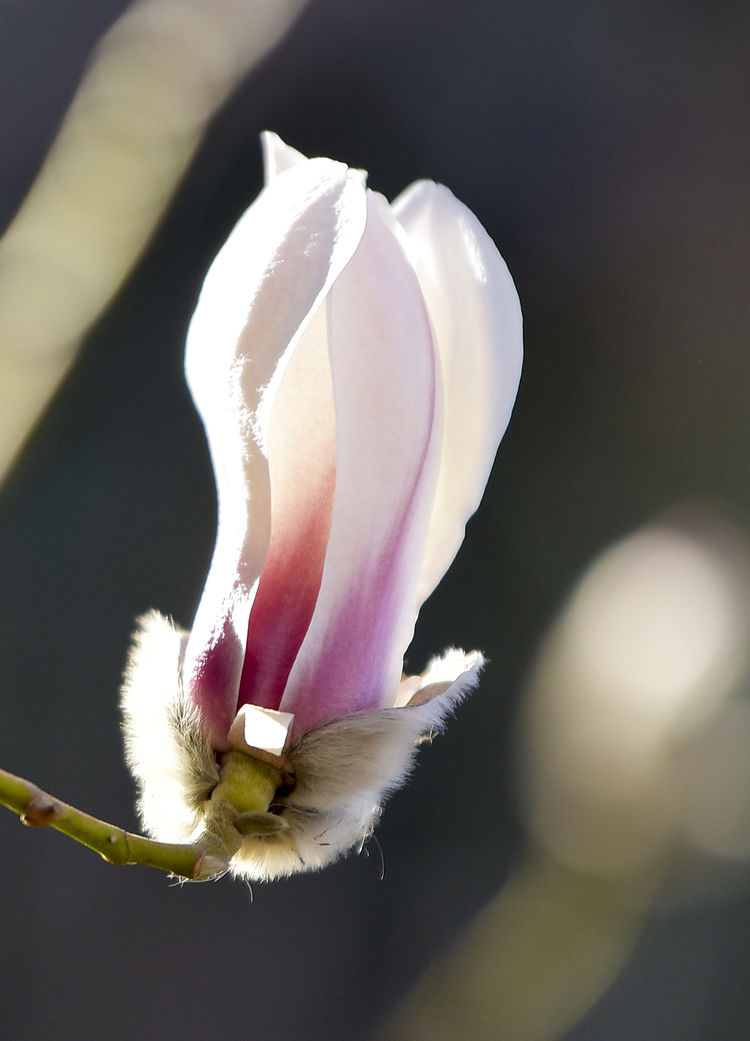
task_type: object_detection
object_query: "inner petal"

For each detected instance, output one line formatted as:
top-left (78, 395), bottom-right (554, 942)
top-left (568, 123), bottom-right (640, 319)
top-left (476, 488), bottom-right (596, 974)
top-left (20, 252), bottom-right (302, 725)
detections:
top-left (237, 305), bottom-right (336, 711)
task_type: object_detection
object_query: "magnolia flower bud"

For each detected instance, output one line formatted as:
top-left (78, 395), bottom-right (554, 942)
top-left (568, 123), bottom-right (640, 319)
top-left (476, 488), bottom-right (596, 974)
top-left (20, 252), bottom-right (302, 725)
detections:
top-left (121, 133), bottom-right (522, 880)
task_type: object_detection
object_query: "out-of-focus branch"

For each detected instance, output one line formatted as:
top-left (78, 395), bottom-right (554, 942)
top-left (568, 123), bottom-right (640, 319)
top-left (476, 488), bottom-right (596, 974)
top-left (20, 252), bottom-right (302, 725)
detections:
top-left (0, 0), bottom-right (308, 482)
top-left (372, 851), bottom-right (656, 1041)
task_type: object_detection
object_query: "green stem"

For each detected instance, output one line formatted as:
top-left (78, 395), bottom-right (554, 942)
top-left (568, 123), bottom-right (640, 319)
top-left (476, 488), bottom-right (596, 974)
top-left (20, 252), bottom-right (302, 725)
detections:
top-left (0, 766), bottom-right (229, 880)
top-left (195, 751), bottom-right (282, 857)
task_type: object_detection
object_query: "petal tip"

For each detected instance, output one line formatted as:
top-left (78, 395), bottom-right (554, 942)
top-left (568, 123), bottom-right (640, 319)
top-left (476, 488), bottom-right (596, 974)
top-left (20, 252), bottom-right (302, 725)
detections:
top-left (261, 131), bottom-right (308, 183)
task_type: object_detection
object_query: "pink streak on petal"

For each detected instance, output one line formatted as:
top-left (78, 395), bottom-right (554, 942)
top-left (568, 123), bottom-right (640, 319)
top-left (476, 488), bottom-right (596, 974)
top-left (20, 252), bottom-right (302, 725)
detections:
top-left (237, 466), bottom-right (335, 710)
top-left (285, 526), bottom-right (413, 727)
top-left (185, 616), bottom-right (244, 750)
top-left (237, 305), bottom-right (337, 711)
top-left (280, 193), bottom-right (442, 735)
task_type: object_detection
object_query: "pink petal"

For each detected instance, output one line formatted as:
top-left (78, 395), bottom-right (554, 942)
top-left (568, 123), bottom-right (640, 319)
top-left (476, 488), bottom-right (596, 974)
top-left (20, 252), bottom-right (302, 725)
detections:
top-left (279, 193), bottom-right (442, 735)
top-left (182, 158), bottom-right (367, 746)
top-left (392, 182), bottom-right (523, 607)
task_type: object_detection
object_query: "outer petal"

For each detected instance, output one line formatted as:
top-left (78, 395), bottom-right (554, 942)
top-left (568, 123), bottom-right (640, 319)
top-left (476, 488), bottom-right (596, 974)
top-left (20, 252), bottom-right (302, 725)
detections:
top-left (392, 182), bottom-right (523, 607)
top-left (182, 158), bottom-right (367, 745)
top-left (279, 193), bottom-right (442, 734)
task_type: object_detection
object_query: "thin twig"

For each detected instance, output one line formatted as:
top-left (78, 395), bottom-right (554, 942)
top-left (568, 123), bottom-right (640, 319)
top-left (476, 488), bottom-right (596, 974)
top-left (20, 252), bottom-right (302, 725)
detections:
top-left (0, 767), bottom-right (228, 880)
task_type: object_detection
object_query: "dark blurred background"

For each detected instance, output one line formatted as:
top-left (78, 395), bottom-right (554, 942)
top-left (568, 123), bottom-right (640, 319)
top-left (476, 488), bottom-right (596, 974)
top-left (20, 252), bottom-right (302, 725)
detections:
top-left (1, 1), bottom-right (750, 1039)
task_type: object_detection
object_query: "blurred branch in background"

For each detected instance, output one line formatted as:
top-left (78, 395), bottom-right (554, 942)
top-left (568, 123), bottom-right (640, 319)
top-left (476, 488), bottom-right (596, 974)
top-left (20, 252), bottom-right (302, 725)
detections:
top-left (373, 504), bottom-right (750, 1041)
top-left (373, 849), bottom-right (653, 1041)
top-left (0, 0), bottom-right (308, 482)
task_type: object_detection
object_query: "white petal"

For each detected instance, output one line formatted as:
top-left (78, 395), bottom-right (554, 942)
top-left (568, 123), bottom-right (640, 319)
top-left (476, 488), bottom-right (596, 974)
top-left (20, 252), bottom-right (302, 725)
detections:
top-left (182, 157), bottom-right (367, 744)
top-left (392, 181), bottom-right (523, 606)
top-left (279, 192), bottom-right (442, 734)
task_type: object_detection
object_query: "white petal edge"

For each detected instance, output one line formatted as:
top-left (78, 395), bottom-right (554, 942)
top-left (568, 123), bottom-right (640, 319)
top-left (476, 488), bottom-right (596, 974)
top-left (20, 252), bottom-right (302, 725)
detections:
top-left (262, 131), bottom-right (368, 188)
